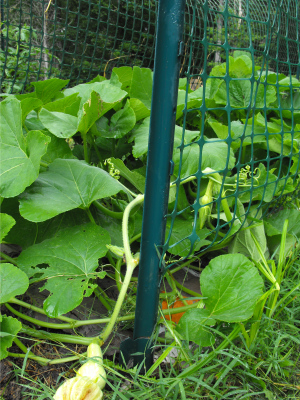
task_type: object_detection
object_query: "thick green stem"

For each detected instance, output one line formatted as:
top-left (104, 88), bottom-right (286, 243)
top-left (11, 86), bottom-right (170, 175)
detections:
top-left (122, 194), bottom-right (144, 265)
top-left (100, 195), bottom-right (144, 343)
top-left (7, 352), bottom-right (50, 365)
top-left (9, 298), bottom-right (75, 323)
top-left (5, 303), bottom-right (78, 330)
top-left (100, 262), bottom-right (135, 343)
top-left (46, 354), bottom-right (84, 365)
top-left (130, 233), bottom-right (141, 244)
top-left (7, 352), bottom-right (81, 365)
top-left (115, 258), bottom-right (123, 292)
top-left (40, 161), bottom-right (49, 168)
top-left (171, 277), bottom-right (202, 298)
top-left (0, 251), bottom-right (18, 265)
top-left (106, 251), bottom-right (116, 268)
top-left (93, 287), bottom-right (113, 311)
top-left (169, 257), bottom-right (201, 275)
top-left (202, 168), bottom-right (233, 224)
top-left (21, 325), bottom-right (94, 345)
top-left (85, 207), bottom-right (96, 224)
top-left (93, 200), bottom-right (124, 219)
top-left (188, 182), bottom-right (197, 198)
top-left (8, 302), bottom-right (139, 330)
top-left (220, 195), bottom-right (233, 224)
top-left (14, 337), bottom-right (33, 355)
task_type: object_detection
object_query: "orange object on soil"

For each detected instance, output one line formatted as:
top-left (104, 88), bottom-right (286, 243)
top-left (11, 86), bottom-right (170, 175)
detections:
top-left (161, 296), bottom-right (198, 324)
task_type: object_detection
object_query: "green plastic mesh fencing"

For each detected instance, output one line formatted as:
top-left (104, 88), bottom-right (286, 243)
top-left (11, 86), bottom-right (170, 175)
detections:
top-left (0, 0), bottom-right (158, 93)
top-left (162, 0), bottom-right (300, 269)
top-left (1, 0), bottom-right (299, 265)
top-left (2, 0), bottom-right (298, 94)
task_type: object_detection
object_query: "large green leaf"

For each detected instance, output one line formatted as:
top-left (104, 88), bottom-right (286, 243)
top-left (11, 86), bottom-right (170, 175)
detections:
top-left (31, 78), bottom-right (69, 104)
top-left (176, 90), bottom-right (202, 119)
top-left (280, 91), bottom-right (300, 120)
top-left (77, 87), bottom-right (128, 135)
top-left (0, 214), bottom-right (16, 242)
top-left (176, 309), bottom-right (216, 346)
top-left (21, 98), bottom-right (43, 124)
top-left (208, 119), bottom-right (266, 151)
top-left (0, 316), bottom-right (22, 360)
top-left (39, 109), bottom-right (78, 138)
top-left (41, 133), bottom-right (74, 164)
top-left (43, 93), bottom-right (80, 115)
top-left (77, 91), bottom-right (103, 135)
top-left (93, 101), bottom-right (136, 139)
top-left (19, 159), bottom-right (127, 222)
top-left (130, 117), bottom-right (150, 157)
top-left (131, 121), bottom-right (199, 159)
top-left (112, 66), bottom-right (133, 92)
top-left (0, 264), bottom-right (29, 303)
top-left (215, 79), bottom-right (276, 109)
top-left (264, 208), bottom-right (300, 237)
top-left (110, 158), bottom-right (145, 193)
top-left (201, 254), bottom-right (264, 322)
top-left (228, 208), bottom-right (267, 262)
top-left (128, 98), bottom-right (150, 121)
top-left (17, 224), bottom-right (109, 317)
top-left (129, 67), bottom-right (153, 109)
top-left (64, 80), bottom-right (127, 111)
top-left (166, 216), bottom-right (211, 257)
top-left (0, 98), bottom-right (51, 198)
top-left (2, 197), bottom-right (91, 249)
top-left (173, 139), bottom-right (236, 179)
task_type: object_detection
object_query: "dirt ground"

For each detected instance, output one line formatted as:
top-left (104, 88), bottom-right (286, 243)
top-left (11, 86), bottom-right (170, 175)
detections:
top-left (1, 242), bottom-right (203, 399)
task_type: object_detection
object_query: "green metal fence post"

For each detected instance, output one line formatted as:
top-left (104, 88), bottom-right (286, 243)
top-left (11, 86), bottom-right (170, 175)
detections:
top-left (120, 0), bottom-right (185, 370)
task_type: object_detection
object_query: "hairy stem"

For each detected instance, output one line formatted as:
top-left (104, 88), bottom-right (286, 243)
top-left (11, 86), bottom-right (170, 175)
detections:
top-left (100, 195), bottom-right (144, 343)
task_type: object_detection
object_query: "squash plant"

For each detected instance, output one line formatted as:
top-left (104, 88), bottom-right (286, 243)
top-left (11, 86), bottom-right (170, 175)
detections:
top-left (1, 53), bottom-right (300, 371)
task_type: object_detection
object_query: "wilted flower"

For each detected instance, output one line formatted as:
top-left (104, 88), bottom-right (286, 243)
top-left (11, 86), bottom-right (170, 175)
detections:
top-left (54, 342), bottom-right (106, 400)
top-left (53, 376), bottom-right (103, 400)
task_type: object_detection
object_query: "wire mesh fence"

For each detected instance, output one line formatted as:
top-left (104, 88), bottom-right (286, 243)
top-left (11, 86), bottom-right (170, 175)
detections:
top-left (2, 0), bottom-right (299, 94)
top-left (1, 0), bottom-right (299, 260)
top-left (161, 0), bottom-right (300, 270)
